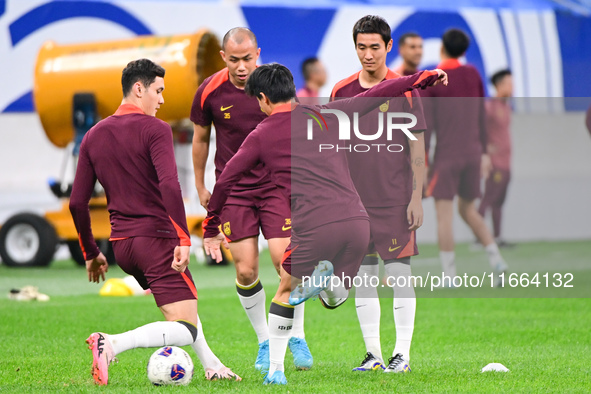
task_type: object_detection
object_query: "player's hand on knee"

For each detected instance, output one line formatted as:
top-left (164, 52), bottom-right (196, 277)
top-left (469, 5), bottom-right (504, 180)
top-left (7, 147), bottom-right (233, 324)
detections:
top-left (203, 233), bottom-right (227, 263)
top-left (86, 252), bottom-right (109, 283)
top-left (197, 188), bottom-right (212, 210)
top-left (172, 245), bottom-right (191, 272)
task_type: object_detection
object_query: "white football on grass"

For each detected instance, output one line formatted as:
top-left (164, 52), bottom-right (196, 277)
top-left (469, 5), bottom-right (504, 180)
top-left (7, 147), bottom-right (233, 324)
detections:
top-left (147, 346), bottom-right (194, 385)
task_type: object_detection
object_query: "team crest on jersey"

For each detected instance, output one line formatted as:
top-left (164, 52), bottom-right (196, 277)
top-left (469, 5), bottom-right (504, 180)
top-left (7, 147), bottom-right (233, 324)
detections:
top-left (223, 222), bottom-right (231, 236)
top-left (379, 100), bottom-right (390, 112)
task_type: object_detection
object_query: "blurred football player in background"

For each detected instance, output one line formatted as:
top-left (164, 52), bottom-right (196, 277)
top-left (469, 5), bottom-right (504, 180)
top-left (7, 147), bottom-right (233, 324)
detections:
top-left (422, 28), bottom-right (508, 284)
top-left (478, 69), bottom-right (514, 248)
top-left (296, 56), bottom-right (328, 105)
top-left (394, 32), bottom-right (423, 76)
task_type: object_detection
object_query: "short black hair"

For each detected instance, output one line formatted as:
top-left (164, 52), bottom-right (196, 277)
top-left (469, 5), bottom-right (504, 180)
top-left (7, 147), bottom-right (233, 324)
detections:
top-left (301, 57), bottom-right (319, 81)
top-left (222, 27), bottom-right (258, 50)
top-left (442, 28), bottom-right (470, 58)
top-left (491, 69), bottom-right (512, 86)
top-left (398, 32), bottom-right (421, 47)
top-left (353, 15), bottom-right (391, 46)
top-left (121, 58), bottom-right (165, 97)
top-left (245, 63), bottom-right (296, 104)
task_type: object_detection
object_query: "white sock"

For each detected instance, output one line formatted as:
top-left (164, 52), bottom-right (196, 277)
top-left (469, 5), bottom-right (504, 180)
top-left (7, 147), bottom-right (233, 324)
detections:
top-left (291, 303), bottom-right (305, 339)
top-left (236, 278), bottom-right (269, 343)
top-left (321, 276), bottom-right (349, 305)
top-left (384, 260), bottom-right (416, 361)
top-left (440, 251), bottom-right (456, 278)
top-left (191, 314), bottom-right (224, 371)
top-left (485, 243), bottom-right (507, 270)
top-left (108, 321), bottom-right (194, 355)
top-left (355, 262), bottom-right (382, 361)
top-left (268, 301), bottom-right (294, 376)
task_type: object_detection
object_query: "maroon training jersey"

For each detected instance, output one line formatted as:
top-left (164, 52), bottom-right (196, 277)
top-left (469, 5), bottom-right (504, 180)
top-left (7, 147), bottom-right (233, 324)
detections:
top-left (205, 103), bottom-right (368, 237)
top-left (190, 67), bottom-right (270, 191)
top-left (485, 98), bottom-right (512, 170)
top-left (70, 104), bottom-right (191, 260)
top-left (421, 59), bottom-right (487, 163)
top-left (394, 65), bottom-right (419, 77)
top-left (204, 70), bottom-right (440, 237)
top-left (331, 69), bottom-right (427, 207)
top-left (296, 87), bottom-right (320, 106)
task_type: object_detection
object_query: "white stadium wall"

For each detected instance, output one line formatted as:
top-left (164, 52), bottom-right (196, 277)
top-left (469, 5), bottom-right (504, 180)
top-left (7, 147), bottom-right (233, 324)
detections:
top-left (1, 0), bottom-right (590, 244)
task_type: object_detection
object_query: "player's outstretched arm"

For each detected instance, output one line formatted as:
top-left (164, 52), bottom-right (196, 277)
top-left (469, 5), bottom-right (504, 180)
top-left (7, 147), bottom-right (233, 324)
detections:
top-left (325, 69), bottom-right (447, 117)
top-left (192, 123), bottom-right (212, 209)
top-left (433, 69), bottom-right (448, 86)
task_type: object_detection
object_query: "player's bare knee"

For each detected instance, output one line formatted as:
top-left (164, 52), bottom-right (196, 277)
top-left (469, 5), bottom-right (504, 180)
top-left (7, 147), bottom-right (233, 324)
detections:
top-left (458, 200), bottom-right (473, 221)
top-left (459, 196), bottom-right (475, 210)
top-left (459, 208), bottom-right (469, 222)
top-left (235, 265), bottom-right (259, 286)
top-left (160, 300), bottom-right (197, 326)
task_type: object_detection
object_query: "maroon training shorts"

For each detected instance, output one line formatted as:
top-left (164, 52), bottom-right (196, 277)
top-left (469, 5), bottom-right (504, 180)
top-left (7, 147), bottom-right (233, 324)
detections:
top-left (427, 157), bottom-right (481, 201)
top-left (365, 205), bottom-right (418, 260)
top-left (112, 237), bottom-right (198, 307)
top-left (220, 185), bottom-right (291, 241)
top-left (281, 218), bottom-right (370, 289)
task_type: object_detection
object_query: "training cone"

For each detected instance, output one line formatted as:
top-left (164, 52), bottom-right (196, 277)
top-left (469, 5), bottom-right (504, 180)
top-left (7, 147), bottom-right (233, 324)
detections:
top-left (481, 363), bottom-right (509, 372)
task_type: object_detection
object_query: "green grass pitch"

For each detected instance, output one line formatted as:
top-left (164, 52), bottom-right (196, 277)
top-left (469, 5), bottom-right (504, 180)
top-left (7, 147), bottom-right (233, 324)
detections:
top-left (0, 241), bottom-right (590, 392)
